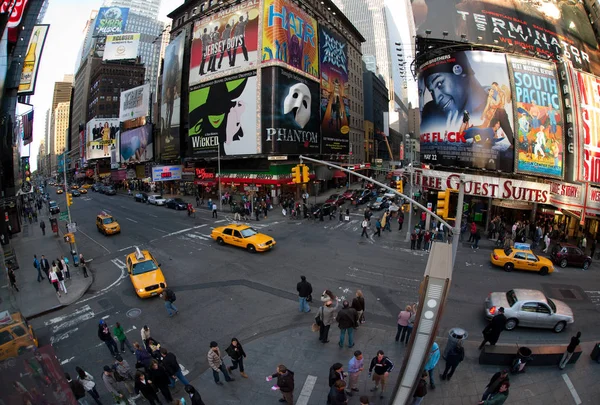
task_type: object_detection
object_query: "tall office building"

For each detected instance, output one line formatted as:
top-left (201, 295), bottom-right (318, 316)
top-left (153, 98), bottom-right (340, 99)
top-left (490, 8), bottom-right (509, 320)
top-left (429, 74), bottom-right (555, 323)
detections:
top-left (53, 102), bottom-right (70, 172)
top-left (103, 0), bottom-right (161, 20)
top-left (49, 75), bottom-right (74, 172)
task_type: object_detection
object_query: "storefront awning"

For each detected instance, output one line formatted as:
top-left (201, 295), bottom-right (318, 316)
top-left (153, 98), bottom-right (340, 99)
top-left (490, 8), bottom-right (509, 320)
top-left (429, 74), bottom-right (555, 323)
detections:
top-left (332, 170), bottom-right (347, 179)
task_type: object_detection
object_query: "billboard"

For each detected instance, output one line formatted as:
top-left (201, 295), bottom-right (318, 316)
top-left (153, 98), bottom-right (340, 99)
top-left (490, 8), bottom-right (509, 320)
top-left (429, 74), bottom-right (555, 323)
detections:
top-left (121, 124), bottom-right (154, 163)
top-left (86, 118), bottom-right (120, 161)
top-left (261, 66), bottom-right (320, 154)
top-left (159, 34), bottom-right (185, 162)
top-left (412, 0), bottom-right (600, 76)
top-left (419, 50), bottom-right (514, 171)
top-left (18, 24), bottom-right (49, 95)
top-left (189, 0), bottom-right (259, 87)
top-left (103, 33), bottom-right (140, 61)
top-left (507, 55), bottom-right (563, 178)
top-left (188, 71), bottom-right (258, 157)
top-left (319, 26), bottom-right (349, 154)
top-left (93, 7), bottom-right (129, 38)
top-left (574, 70), bottom-right (600, 183)
top-left (262, 0), bottom-right (319, 78)
top-left (119, 84), bottom-right (150, 121)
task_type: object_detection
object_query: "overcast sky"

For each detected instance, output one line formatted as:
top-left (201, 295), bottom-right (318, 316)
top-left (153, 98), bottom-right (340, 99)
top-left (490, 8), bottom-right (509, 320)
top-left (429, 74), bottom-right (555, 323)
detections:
top-left (26, 0), bottom-right (182, 171)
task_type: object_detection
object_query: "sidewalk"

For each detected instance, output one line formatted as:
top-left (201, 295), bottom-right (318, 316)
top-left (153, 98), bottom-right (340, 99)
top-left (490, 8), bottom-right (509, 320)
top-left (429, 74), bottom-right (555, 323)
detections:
top-left (184, 324), bottom-right (599, 404)
top-left (1, 210), bottom-right (93, 319)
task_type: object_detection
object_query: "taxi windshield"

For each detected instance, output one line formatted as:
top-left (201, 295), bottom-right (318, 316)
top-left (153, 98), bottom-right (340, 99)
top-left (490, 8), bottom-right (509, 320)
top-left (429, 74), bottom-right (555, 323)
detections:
top-left (102, 218), bottom-right (114, 224)
top-left (132, 260), bottom-right (158, 275)
top-left (240, 228), bottom-right (258, 238)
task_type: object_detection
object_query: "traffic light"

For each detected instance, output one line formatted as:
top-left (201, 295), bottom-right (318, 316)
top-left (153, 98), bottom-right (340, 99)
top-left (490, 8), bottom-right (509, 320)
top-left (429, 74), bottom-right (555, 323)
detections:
top-left (446, 189), bottom-right (459, 221)
top-left (436, 191), bottom-right (448, 218)
top-left (396, 179), bottom-right (403, 194)
top-left (436, 189), bottom-right (458, 219)
top-left (301, 164), bottom-right (310, 183)
top-left (64, 233), bottom-right (75, 243)
top-left (66, 192), bottom-right (73, 206)
top-left (291, 165), bottom-right (302, 184)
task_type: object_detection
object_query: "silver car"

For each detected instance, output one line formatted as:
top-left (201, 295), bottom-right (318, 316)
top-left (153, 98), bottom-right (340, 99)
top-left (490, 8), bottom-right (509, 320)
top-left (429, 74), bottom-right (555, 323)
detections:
top-left (484, 289), bottom-right (574, 333)
top-left (147, 195), bottom-right (166, 206)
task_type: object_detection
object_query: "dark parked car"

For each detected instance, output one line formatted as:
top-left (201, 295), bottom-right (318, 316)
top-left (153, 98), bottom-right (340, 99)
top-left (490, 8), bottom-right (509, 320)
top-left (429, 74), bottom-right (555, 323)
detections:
top-left (134, 192), bottom-right (148, 203)
top-left (325, 194), bottom-right (345, 207)
top-left (312, 203), bottom-right (336, 218)
top-left (91, 183), bottom-right (102, 192)
top-left (550, 243), bottom-right (592, 270)
top-left (104, 186), bottom-right (116, 195)
top-left (355, 189), bottom-right (371, 205)
top-left (72, 190), bottom-right (81, 197)
top-left (49, 200), bottom-right (60, 215)
top-left (165, 198), bottom-right (188, 210)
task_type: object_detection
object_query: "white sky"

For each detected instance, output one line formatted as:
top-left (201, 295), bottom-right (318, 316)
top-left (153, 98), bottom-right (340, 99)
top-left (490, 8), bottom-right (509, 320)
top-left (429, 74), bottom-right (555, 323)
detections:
top-left (27, 0), bottom-right (183, 171)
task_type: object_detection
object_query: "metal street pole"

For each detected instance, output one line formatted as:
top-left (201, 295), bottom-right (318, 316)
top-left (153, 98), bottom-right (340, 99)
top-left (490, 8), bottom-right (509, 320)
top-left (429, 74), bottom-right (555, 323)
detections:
top-left (218, 146), bottom-right (222, 211)
top-left (404, 164), bottom-right (413, 242)
top-left (451, 174), bottom-right (466, 268)
top-left (63, 152), bottom-right (78, 260)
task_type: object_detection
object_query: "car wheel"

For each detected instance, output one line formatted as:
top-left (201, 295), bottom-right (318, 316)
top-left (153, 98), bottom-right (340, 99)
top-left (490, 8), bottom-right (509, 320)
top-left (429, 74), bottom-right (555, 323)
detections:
top-left (216, 237), bottom-right (224, 245)
top-left (504, 262), bottom-right (514, 272)
top-left (247, 244), bottom-right (256, 253)
top-left (539, 267), bottom-right (549, 276)
top-left (554, 321), bottom-right (567, 333)
top-left (560, 259), bottom-right (568, 268)
top-left (505, 318), bottom-right (518, 331)
top-left (583, 261), bottom-right (591, 270)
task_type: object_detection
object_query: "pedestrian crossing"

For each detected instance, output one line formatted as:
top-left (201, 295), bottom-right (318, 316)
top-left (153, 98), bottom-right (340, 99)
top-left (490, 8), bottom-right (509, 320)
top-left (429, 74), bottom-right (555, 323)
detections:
top-left (585, 290), bottom-right (600, 311)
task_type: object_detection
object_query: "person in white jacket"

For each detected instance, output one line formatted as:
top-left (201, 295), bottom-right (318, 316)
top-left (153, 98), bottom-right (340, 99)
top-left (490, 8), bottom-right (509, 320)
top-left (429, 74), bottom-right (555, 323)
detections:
top-left (76, 366), bottom-right (102, 405)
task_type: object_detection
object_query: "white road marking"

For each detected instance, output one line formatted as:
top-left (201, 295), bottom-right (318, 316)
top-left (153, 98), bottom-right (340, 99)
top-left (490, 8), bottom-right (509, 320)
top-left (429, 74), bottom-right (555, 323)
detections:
top-left (126, 218), bottom-right (138, 223)
top-left (179, 363), bottom-right (189, 376)
top-left (101, 315), bottom-right (110, 320)
top-left (50, 328), bottom-right (79, 345)
top-left (77, 259), bottom-right (128, 304)
top-left (161, 224), bottom-right (208, 239)
top-left (153, 228), bottom-right (167, 233)
top-left (77, 228), bottom-right (111, 253)
top-left (347, 266), bottom-right (421, 283)
top-left (296, 375), bottom-right (317, 405)
top-left (46, 309), bottom-right (96, 334)
top-left (45, 305), bottom-right (93, 327)
top-left (125, 326), bottom-right (137, 334)
top-left (60, 357), bottom-right (75, 365)
top-left (187, 234), bottom-right (209, 241)
top-left (103, 209), bottom-right (111, 213)
top-left (149, 214), bottom-right (158, 218)
top-left (118, 246), bottom-right (134, 252)
top-left (214, 219), bottom-right (226, 223)
top-left (562, 374), bottom-right (581, 404)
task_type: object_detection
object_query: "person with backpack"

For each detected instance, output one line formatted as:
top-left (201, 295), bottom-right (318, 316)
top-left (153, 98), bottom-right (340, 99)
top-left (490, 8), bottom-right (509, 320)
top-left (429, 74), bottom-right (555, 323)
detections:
top-left (160, 289), bottom-right (178, 317)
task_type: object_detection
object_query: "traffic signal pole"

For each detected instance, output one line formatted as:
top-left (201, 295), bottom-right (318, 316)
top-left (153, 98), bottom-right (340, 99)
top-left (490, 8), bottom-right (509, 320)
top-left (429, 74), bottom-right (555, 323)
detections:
top-left (63, 154), bottom-right (78, 262)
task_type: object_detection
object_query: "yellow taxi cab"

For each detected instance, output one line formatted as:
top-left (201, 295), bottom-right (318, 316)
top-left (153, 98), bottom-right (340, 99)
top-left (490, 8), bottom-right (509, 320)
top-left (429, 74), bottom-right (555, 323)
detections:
top-left (82, 184), bottom-right (92, 189)
top-left (211, 223), bottom-right (276, 253)
top-left (96, 212), bottom-right (121, 235)
top-left (0, 311), bottom-right (38, 361)
top-left (490, 242), bottom-right (554, 275)
top-left (56, 188), bottom-right (64, 194)
top-left (80, 188), bottom-right (88, 194)
top-left (71, 184), bottom-right (79, 190)
top-left (126, 247), bottom-right (166, 298)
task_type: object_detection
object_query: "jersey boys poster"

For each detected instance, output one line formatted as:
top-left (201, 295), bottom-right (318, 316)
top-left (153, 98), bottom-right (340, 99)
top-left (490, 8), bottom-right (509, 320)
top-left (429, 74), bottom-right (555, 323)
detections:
top-left (574, 70), bottom-right (600, 184)
top-left (507, 55), bottom-right (563, 178)
top-left (419, 50), bottom-right (514, 171)
top-left (188, 71), bottom-right (258, 157)
top-left (262, 0), bottom-right (319, 78)
top-left (189, 0), bottom-right (259, 86)
top-left (261, 67), bottom-right (320, 154)
top-left (319, 26), bottom-right (349, 155)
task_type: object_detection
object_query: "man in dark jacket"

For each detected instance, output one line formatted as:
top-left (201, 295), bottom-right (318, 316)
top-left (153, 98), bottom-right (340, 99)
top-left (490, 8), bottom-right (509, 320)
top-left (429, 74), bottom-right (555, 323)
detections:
top-left (559, 331), bottom-right (581, 369)
top-left (413, 371), bottom-right (428, 404)
top-left (65, 372), bottom-right (87, 403)
top-left (481, 369), bottom-right (509, 401)
top-left (479, 307), bottom-right (506, 350)
top-left (327, 363), bottom-right (345, 404)
top-left (368, 350), bottom-right (394, 399)
top-left (440, 340), bottom-right (465, 381)
top-left (336, 300), bottom-right (358, 348)
top-left (329, 380), bottom-right (348, 405)
top-left (297, 275), bottom-right (313, 313)
top-left (98, 320), bottom-right (119, 357)
top-left (159, 347), bottom-right (190, 387)
top-left (270, 364), bottom-right (294, 404)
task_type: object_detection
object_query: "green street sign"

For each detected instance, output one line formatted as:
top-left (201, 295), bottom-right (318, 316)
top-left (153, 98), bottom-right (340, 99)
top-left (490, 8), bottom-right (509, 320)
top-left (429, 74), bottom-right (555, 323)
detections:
top-left (59, 212), bottom-right (69, 221)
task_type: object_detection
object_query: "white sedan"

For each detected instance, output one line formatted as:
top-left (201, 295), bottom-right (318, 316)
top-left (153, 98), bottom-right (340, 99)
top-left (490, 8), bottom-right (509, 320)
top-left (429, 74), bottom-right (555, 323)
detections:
top-left (147, 195), bottom-right (166, 206)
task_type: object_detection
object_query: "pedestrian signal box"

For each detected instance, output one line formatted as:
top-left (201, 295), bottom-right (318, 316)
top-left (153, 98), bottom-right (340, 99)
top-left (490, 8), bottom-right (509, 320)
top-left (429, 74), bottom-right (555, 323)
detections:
top-left (64, 233), bottom-right (75, 243)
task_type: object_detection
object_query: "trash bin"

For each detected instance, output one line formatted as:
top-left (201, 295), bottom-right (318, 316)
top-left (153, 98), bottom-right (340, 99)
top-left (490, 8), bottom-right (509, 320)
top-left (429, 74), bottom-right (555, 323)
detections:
top-left (511, 346), bottom-right (532, 373)
top-left (443, 328), bottom-right (468, 359)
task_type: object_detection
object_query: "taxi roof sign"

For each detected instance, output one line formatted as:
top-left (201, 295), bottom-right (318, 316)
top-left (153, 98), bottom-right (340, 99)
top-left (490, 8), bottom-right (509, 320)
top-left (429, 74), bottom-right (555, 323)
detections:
top-left (0, 311), bottom-right (13, 326)
top-left (514, 242), bottom-right (531, 250)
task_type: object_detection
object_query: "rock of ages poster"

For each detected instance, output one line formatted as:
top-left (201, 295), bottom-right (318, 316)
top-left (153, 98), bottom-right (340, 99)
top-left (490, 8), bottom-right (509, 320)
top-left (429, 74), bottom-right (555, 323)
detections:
top-left (507, 55), bottom-right (563, 178)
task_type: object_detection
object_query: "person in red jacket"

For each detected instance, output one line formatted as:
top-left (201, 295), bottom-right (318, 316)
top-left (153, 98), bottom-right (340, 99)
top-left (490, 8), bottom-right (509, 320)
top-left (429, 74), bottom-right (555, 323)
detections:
top-left (469, 222), bottom-right (477, 242)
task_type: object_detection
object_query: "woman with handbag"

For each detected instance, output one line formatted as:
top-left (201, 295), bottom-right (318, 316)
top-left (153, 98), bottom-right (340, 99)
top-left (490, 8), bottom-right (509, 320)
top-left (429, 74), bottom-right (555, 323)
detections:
top-left (318, 290), bottom-right (338, 343)
top-left (76, 366), bottom-right (103, 405)
top-left (134, 370), bottom-right (162, 405)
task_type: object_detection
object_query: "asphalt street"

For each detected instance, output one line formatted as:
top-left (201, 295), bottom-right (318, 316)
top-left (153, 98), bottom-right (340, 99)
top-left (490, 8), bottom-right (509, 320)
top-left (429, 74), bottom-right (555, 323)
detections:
top-left (28, 187), bottom-right (600, 403)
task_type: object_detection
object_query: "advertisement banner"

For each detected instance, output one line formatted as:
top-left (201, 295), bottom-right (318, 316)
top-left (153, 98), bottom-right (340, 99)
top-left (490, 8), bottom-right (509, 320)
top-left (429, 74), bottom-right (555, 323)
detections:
top-left (412, 0), bottom-right (600, 76)
top-left (261, 66), bottom-right (320, 154)
top-left (1, 0), bottom-right (29, 42)
top-left (120, 84), bottom-right (150, 121)
top-left (557, 61), bottom-right (579, 183)
top-left (188, 71), bottom-right (258, 157)
top-left (574, 70), bottom-right (600, 183)
top-left (86, 118), bottom-right (120, 160)
top-left (18, 24), bottom-right (49, 95)
top-left (507, 56), bottom-right (564, 178)
top-left (419, 50), bottom-right (514, 171)
top-left (262, 0), bottom-right (319, 78)
top-left (120, 124), bottom-right (154, 163)
top-left (159, 35), bottom-right (184, 161)
top-left (93, 7), bottom-right (129, 38)
top-left (319, 26), bottom-right (349, 154)
top-left (152, 165), bottom-right (182, 182)
top-left (189, 0), bottom-right (259, 87)
top-left (103, 33), bottom-right (140, 61)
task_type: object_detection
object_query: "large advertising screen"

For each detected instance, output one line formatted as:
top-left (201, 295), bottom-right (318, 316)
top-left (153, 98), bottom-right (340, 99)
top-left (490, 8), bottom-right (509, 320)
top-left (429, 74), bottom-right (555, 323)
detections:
top-left (507, 55), bottom-right (563, 178)
top-left (319, 26), bottom-right (349, 155)
top-left (574, 70), bottom-right (600, 183)
top-left (18, 25), bottom-right (49, 95)
top-left (159, 35), bottom-right (185, 162)
top-left (188, 71), bottom-right (258, 157)
top-left (120, 84), bottom-right (150, 122)
top-left (121, 124), bottom-right (154, 163)
top-left (262, 0), bottom-right (319, 78)
top-left (412, 0), bottom-right (600, 76)
top-left (103, 33), bottom-right (140, 61)
top-left (93, 7), bottom-right (129, 38)
top-left (419, 50), bottom-right (514, 171)
top-left (189, 0), bottom-right (259, 87)
top-left (86, 118), bottom-right (120, 161)
top-left (261, 66), bottom-right (320, 154)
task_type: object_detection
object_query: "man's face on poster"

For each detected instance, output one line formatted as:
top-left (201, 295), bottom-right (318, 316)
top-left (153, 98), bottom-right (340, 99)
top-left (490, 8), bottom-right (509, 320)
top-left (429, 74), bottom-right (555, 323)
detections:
top-left (426, 72), bottom-right (468, 114)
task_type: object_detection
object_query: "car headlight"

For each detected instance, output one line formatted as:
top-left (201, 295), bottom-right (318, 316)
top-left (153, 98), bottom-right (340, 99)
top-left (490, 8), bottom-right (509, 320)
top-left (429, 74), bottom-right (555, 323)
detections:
top-left (138, 288), bottom-right (144, 293)
top-left (258, 243), bottom-right (266, 248)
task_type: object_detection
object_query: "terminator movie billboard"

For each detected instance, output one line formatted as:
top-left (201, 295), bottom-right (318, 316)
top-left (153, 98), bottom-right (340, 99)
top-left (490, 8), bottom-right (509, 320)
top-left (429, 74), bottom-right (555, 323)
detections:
top-left (412, 0), bottom-right (600, 76)
top-left (189, 0), bottom-right (259, 86)
top-left (419, 50), bottom-right (514, 171)
top-left (86, 118), bottom-right (120, 161)
top-left (573, 70), bottom-right (600, 184)
top-left (507, 55), bottom-right (564, 178)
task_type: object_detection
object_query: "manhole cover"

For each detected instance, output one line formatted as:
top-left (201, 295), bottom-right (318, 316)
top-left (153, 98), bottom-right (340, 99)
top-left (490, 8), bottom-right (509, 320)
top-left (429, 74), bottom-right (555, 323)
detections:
top-left (126, 308), bottom-right (142, 318)
top-left (559, 289), bottom-right (577, 299)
